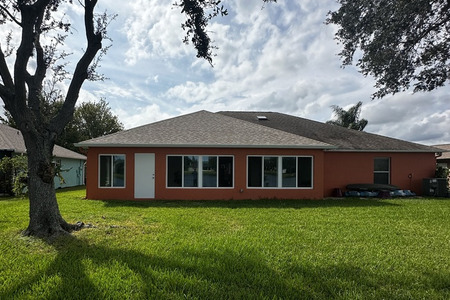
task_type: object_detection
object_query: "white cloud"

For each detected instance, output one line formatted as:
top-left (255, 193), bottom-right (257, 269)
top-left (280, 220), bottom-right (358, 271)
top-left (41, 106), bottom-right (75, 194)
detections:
top-left (2, 0), bottom-right (449, 146)
top-left (363, 90), bottom-right (450, 144)
top-left (115, 103), bottom-right (173, 129)
top-left (122, 0), bottom-right (194, 65)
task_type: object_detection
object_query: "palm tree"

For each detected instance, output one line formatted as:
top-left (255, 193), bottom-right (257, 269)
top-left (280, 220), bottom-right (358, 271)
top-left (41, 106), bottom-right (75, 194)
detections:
top-left (326, 101), bottom-right (368, 131)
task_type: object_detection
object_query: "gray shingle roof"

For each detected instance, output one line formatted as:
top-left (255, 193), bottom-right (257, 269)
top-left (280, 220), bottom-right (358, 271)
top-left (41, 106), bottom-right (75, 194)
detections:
top-left (76, 110), bottom-right (440, 152)
top-left (0, 124), bottom-right (86, 160)
top-left (76, 110), bottom-right (333, 149)
top-left (218, 111), bottom-right (440, 152)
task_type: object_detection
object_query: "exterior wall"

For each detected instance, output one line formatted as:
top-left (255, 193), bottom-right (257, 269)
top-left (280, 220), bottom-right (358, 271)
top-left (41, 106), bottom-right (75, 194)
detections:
top-left (54, 158), bottom-right (85, 189)
top-left (85, 147), bottom-right (437, 200)
top-left (85, 147), bottom-right (325, 200)
top-left (323, 151), bottom-right (436, 196)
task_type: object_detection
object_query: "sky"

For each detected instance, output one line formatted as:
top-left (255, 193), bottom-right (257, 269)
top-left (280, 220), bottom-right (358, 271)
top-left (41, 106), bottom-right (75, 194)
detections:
top-left (2, 0), bottom-right (450, 145)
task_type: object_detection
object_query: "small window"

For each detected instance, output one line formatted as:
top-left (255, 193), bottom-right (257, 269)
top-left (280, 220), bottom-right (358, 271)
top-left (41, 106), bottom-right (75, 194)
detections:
top-left (374, 157), bottom-right (390, 184)
top-left (99, 155), bottom-right (125, 187)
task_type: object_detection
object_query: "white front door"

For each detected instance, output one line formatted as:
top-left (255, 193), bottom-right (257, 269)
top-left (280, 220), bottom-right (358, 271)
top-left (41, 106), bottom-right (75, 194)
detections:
top-left (134, 153), bottom-right (155, 199)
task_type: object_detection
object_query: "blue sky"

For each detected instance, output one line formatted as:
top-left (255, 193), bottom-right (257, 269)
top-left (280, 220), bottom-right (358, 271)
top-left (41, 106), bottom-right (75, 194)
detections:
top-left (2, 0), bottom-right (450, 145)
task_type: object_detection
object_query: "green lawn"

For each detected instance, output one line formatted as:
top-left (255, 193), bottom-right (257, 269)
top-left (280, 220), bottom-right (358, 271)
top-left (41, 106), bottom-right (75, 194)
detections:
top-left (1, 187), bottom-right (449, 299)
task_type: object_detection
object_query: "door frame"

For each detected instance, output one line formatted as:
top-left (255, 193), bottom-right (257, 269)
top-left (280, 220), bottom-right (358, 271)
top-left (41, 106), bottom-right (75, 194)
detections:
top-left (134, 153), bottom-right (155, 199)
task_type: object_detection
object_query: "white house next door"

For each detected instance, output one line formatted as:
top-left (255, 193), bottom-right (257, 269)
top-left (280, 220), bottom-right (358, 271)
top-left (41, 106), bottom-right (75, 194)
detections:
top-left (134, 153), bottom-right (155, 199)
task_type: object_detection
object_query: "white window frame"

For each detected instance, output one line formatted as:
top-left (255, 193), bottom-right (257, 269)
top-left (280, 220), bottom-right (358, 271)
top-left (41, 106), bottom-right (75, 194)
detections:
top-left (166, 155), bottom-right (234, 189)
top-left (98, 154), bottom-right (126, 188)
top-left (247, 155), bottom-right (313, 189)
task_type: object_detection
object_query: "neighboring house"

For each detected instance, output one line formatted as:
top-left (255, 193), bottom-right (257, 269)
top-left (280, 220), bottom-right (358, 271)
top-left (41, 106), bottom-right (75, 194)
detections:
top-left (76, 110), bottom-right (440, 200)
top-left (434, 144), bottom-right (450, 168)
top-left (0, 124), bottom-right (86, 192)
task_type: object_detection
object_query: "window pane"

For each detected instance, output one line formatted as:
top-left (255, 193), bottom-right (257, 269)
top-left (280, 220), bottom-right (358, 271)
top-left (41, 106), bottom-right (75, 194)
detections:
top-left (298, 157), bottom-right (312, 187)
top-left (248, 157), bottom-right (262, 187)
top-left (374, 173), bottom-right (389, 184)
top-left (113, 155), bottom-right (125, 187)
top-left (184, 156), bottom-right (199, 187)
top-left (264, 157), bottom-right (278, 187)
top-left (219, 157), bottom-right (233, 187)
top-left (374, 158), bottom-right (389, 171)
top-left (99, 156), bottom-right (111, 187)
top-left (167, 156), bottom-right (182, 187)
top-left (282, 157), bottom-right (296, 187)
top-left (202, 156), bottom-right (217, 187)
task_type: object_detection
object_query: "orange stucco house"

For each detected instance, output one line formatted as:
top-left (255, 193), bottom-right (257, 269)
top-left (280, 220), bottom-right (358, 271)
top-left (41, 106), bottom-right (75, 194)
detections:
top-left (76, 110), bottom-right (440, 200)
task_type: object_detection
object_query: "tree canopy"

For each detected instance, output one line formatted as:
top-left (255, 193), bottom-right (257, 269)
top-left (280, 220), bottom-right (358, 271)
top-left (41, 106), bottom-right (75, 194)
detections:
top-left (327, 0), bottom-right (450, 98)
top-left (0, 0), bottom-right (276, 239)
top-left (326, 101), bottom-right (368, 131)
top-left (59, 99), bottom-right (124, 152)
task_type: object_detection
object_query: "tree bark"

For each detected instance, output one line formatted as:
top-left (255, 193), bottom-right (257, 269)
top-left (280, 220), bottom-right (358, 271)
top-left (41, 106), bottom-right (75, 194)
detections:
top-left (0, 0), bottom-right (102, 239)
top-left (21, 130), bottom-right (77, 238)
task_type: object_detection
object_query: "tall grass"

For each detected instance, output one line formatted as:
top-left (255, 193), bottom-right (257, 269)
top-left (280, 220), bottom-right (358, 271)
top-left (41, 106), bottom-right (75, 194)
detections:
top-left (1, 187), bottom-right (449, 299)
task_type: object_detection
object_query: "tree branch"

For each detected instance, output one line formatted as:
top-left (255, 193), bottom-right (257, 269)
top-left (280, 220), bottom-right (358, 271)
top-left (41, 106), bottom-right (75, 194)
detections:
top-left (0, 83), bottom-right (14, 103)
top-left (11, 0), bottom-right (51, 127)
top-left (33, 10), bottom-right (47, 86)
top-left (12, 8), bottom-right (35, 119)
top-left (0, 45), bottom-right (14, 90)
top-left (0, 3), bottom-right (22, 26)
top-left (50, 0), bottom-right (102, 134)
top-left (27, 5), bottom-right (48, 120)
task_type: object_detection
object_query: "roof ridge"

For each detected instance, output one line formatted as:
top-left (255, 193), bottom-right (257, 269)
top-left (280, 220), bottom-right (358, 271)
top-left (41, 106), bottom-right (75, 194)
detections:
top-left (76, 110), bottom-right (335, 149)
top-left (213, 111), bottom-right (332, 147)
top-left (218, 111), bottom-right (438, 152)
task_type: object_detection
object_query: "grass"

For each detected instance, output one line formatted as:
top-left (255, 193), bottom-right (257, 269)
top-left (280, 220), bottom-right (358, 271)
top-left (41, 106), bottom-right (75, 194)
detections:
top-left (1, 187), bottom-right (449, 299)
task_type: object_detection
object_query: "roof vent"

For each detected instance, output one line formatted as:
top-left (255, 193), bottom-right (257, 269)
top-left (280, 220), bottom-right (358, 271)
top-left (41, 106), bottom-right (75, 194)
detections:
top-left (257, 115), bottom-right (268, 120)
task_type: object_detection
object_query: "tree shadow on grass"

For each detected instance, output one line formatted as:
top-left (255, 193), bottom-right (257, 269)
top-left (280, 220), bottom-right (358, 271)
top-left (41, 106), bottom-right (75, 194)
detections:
top-left (1, 234), bottom-right (304, 299)
top-left (3, 232), bottom-right (448, 299)
top-left (100, 198), bottom-right (400, 210)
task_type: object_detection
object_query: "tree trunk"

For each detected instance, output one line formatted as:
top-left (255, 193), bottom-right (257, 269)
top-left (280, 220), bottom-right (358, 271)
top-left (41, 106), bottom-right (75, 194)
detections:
top-left (22, 131), bottom-right (78, 239)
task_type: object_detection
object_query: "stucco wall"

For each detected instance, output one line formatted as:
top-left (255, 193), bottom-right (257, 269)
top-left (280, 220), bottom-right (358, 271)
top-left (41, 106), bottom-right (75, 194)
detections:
top-left (54, 158), bottom-right (85, 189)
top-left (85, 147), bottom-right (324, 200)
top-left (323, 151), bottom-right (436, 196)
top-left (85, 147), bottom-right (436, 200)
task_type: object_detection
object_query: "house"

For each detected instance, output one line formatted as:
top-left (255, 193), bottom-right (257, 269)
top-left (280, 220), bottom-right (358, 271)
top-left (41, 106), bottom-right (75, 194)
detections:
top-left (434, 144), bottom-right (450, 169)
top-left (76, 110), bottom-right (440, 200)
top-left (0, 124), bottom-right (86, 192)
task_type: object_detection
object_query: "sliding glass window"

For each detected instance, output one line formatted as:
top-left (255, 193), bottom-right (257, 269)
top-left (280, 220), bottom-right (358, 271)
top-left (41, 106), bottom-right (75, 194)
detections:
top-left (248, 156), bottom-right (313, 188)
top-left (167, 155), bottom-right (234, 188)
